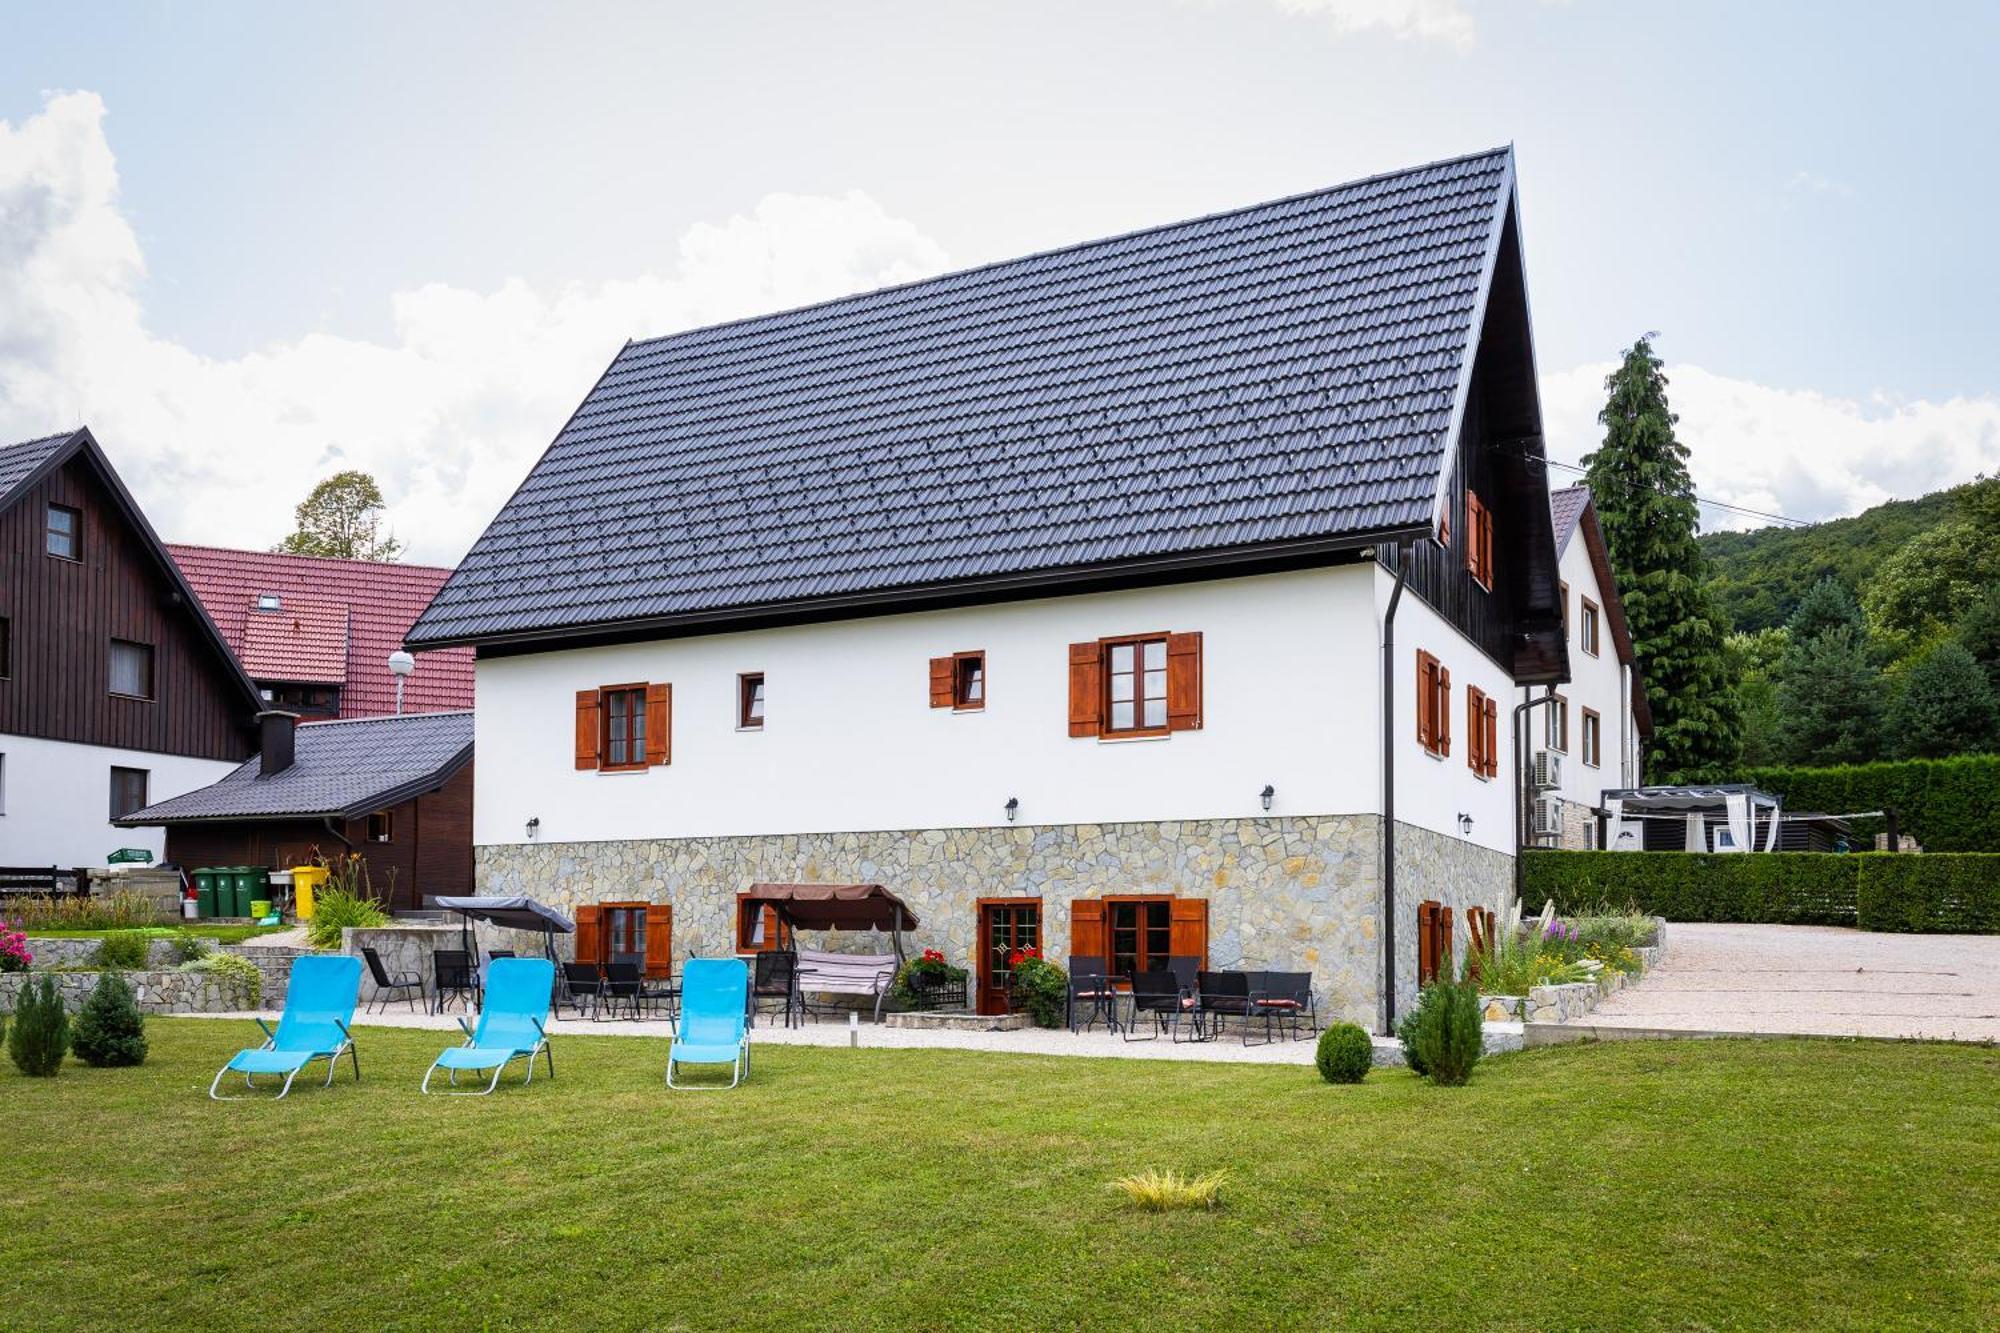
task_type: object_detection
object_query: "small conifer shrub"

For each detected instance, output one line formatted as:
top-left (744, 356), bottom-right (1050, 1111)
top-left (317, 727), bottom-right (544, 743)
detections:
top-left (71, 970), bottom-right (148, 1067)
top-left (1315, 1022), bottom-right (1374, 1084)
top-left (8, 974), bottom-right (71, 1077)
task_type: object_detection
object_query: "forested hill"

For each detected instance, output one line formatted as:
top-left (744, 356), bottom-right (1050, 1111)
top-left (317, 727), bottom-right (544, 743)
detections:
top-left (1701, 483), bottom-right (1971, 632)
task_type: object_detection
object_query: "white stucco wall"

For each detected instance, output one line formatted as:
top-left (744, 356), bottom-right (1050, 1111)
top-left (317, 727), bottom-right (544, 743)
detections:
top-left (1381, 570), bottom-right (1519, 855)
top-left (0, 734), bottom-right (238, 868)
top-left (473, 564), bottom-right (1521, 858)
top-left (1519, 534), bottom-right (1644, 837)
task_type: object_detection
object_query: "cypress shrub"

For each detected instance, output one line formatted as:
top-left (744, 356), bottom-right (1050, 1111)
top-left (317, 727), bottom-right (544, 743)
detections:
top-left (1735, 754), bottom-right (2000, 853)
top-left (1399, 981), bottom-right (1482, 1086)
top-left (1314, 1022), bottom-right (1373, 1084)
top-left (71, 971), bottom-right (148, 1067)
top-left (8, 975), bottom-right (70, 1077)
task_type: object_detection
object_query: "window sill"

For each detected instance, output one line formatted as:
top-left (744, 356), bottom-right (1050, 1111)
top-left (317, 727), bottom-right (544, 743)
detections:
top-left (735, 724), bottom-right (764, 733)
top-left (595, 765), bottom-right (649, 776)
top-left (1098, 731), bottom-right (1169, 744)
top-left (108, 692), bottom-right (154, 703)
top-left (951, 705), bottom-right (985, 714)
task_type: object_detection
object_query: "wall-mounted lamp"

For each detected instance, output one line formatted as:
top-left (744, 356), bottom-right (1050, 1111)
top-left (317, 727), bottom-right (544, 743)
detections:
top-left (1260, 784), bottom-right (1275, 812)
top-left (1457, 812), bottom-right (1474, 837)
top-left (1004, 797), bottom-right (1019, 823)
top-left (526, 816), bottom-right (541, 841)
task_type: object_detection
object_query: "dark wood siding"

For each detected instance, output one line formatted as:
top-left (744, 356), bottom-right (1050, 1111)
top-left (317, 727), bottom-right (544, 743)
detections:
top-left (162, 762), bottom-right (474, 911)
top-left (0, 454), bottom-right (254, 760)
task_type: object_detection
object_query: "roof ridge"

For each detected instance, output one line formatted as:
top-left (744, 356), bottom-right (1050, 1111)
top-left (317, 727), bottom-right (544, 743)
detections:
top-left (622, 146), bottom-right (1513, 355)
top-left (166, 540), bottom-right (455, 575)
top-left (298, 709), bottom-right (474, 729)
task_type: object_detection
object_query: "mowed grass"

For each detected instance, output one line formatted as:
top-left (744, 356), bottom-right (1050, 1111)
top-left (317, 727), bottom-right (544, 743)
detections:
top-left (3, 1022), bottom-right (1995, 1332)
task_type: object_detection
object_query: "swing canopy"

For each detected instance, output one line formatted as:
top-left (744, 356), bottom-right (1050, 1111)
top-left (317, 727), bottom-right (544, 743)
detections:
top-left (741, 883), bottom-right (920, 932)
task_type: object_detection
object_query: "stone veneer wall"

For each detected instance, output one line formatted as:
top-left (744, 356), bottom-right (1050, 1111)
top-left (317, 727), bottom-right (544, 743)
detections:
top-left (1390, 821), bottom-right (1516, 1023)
top-left (477, 815), bottom-right (1394, 1027)
top-left (0, 968), bottom-right (259, 1014)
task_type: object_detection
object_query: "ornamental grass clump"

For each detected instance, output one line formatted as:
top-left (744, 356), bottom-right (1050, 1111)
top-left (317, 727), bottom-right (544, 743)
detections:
top-left (1315, 1021), bottom-right (1373, 1084)
top-left (8, 974), bottom-right (70, 1077)
top-left (70, 971), bottom-right (147, 1067)
top-left (1399, 980), bottom-right (1483, 1087)
top-left (303, 857), bottom-right (393, 949)
top-left (1111, 1169), bottom-right (1227, 1212)
top-left (4, 889), bottom-right (158, 931)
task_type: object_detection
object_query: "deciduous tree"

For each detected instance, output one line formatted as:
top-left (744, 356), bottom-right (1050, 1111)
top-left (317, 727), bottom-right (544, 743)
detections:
top-left (274, 470), bottom-right (404, 561)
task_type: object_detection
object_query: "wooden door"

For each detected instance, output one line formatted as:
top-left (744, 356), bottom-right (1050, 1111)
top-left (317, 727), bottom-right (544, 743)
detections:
top-left (976, 899), bottom-right (1042, 1016)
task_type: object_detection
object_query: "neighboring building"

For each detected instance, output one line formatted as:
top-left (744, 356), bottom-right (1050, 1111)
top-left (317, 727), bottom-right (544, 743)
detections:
top-left (0, 429), bottom-right (261, 867)
top-left (1520, 485), bottom-right (1652, 849)
top-left (116, 709), bottom-right (474, 911)
top-left (409, 149), bottom-right (1570, 1031)
top-left (167, 545), bottom-right (474, 719)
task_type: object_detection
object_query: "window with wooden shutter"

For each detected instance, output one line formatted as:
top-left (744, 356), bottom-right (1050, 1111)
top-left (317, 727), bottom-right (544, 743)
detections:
top-left (1417, 900), bottom-right (1455, 985)
top-left (1166, 632), bottom-right (1202, 731)
top-left (574, 690), bottom-right (601, 770)
top-left (1168, 897), bottom-right (1209, 970)
top-left (1482, 692), bottom-right (1499, 778)
top-left (928, 656), bottom-right (955, 708)
top-left (1467, 686), bottom-right (1488, 776)
top-left (1067, 642), bottom-right (1103, 737)
top-left (1436, 664), bottom-right (1451, 757)
top-left (736, 893), bottom-right (781, 953)
top-left (1416, 651), bottom-right (1452, 758)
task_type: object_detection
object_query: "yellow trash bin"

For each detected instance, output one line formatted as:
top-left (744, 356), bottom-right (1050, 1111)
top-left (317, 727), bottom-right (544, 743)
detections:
top-left (291, 865), bottom-right (330, 920)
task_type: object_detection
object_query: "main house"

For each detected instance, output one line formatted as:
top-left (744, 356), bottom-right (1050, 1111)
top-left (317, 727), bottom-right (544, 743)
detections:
top-left (411, 148), bottom-right (1608, 1031)
top-left (0, 429), bottom-right (261, 868)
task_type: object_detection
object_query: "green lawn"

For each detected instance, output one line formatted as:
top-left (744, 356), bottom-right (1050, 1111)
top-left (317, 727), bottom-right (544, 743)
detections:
top-left (4, 1021), bottom-right (1995, 1332)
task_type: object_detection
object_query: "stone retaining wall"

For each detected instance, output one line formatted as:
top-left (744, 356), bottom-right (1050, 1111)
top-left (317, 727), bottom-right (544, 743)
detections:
top-left (0, 968), bottom-right (258, 1014)
top-left (22, 937), bottom-right (181, 969)
top-left (1523, 921), bottom-right (1668, 1025)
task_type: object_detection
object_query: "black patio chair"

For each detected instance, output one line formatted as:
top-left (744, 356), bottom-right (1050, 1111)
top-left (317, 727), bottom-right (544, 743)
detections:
top-left (751, 950), bottom-right (801, 1028)
top-left (559, 961), bottom-right (604, 1019)
top-left (1165, 955), bottom-right (1201, 992)
top-left (432, 949), bottom-right (479, 1014)
top-left (361, 946), bottom-right (423, 1014)
top-left (638, 965), bottom-right (680, 1026)
top-left (1067, 956), bottom-right (1121, 1035)
top-left (1247, 971), bottom-right (1318, 1045)
top-left (1124, 969), bottom-right (1194, 1042)
top-left (1196, 970), bottom-right (1251, 1040)
top-left (600, 961), bottom-right (645, 1021)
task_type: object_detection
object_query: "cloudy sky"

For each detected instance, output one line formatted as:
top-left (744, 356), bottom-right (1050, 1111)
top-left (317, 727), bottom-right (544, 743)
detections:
top-left (3, 1), bottom-right (1997, 563)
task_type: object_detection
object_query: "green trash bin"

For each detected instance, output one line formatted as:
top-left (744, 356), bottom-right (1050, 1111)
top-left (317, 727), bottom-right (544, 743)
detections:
top-left (193, 868), bottom-right (219, 919)
top-left (234, 868), bottom-right (265, 918)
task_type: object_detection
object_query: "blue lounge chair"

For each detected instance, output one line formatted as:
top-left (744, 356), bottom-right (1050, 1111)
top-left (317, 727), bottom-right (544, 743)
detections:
top-left (209, 954), bottom-right (362, 1101)
top-left (422, 957), bottom-right (556, 1095)
top-left (665, 958), bottom-right (751, 1090)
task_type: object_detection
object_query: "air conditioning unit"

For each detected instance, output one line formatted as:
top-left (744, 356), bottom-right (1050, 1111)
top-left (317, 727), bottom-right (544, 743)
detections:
top-left (1531, 798), bottom-right (1565, 840)
top-left (1532, 750), bottom-right (1565, 791)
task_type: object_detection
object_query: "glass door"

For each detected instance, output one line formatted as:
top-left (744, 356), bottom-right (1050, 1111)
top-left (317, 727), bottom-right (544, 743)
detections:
top-left (978, 901), bottom-right (1041, 1015)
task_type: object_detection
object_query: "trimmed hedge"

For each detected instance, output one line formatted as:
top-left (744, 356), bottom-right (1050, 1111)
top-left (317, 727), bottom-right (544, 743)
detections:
top-left (1521, 850), bottom-right (2000, 934)
top-left (1734, 754), bottom-right (2000, 853)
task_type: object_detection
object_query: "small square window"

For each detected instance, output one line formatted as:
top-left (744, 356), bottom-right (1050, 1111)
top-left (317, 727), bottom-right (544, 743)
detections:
top-left (109, 639), bottom-right (154, 699)
top-left (366, 811), bottom-right (393, 843)
top-left (46, 504), bottom-right (80, 560)
top-left (109, 766), bottom-right (148, 820)
top-left (953, 652), bottom-right (985, 710)
top-left (738, 673), bottom-right (765, 729)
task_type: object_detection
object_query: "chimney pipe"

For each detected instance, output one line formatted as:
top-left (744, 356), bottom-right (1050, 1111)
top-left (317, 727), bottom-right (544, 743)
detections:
top-left (257, 709), bottom-right (299, 777)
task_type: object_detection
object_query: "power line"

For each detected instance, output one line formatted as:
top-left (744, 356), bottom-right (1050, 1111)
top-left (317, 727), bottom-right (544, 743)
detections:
top-left (1538, 456), bottom-right (1813, 530)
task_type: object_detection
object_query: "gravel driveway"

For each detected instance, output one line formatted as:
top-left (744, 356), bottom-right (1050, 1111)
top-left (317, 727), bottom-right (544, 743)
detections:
top-left (1586, 923), bottom-right (2000, 1042)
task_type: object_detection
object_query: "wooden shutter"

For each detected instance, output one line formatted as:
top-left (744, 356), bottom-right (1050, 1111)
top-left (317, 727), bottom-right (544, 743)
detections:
top-left (643, 904), bottom-right (674, 978)
top-left (1069, 898), bottom-right (1107, 965)
top-left (929, 656), bottom-right (955, 708)
top-left (1439, 906), bottom-right (1455, 981)
top-left (1067, 642), bottom-right (1103, 737)
top-left (1168, 897), bottom-right (1209, 969)
top-left (1466, 687), bottom-right (1481, 774)
top-left (1415, 652), bottom-right (1435, 750)
top-left (644, 683), bottom-right (672, 766)
top-left (574, 690), bottom-right (601, 770)
top-left (1417, 900), bottom-right (1439, 984)
top-left (1166, 631), bottom-right (1203, 731)
top-left (1483, 696), bottom-right (1500, 778)
top-left (1440, 660), bottom-right (1456, 752)
top-left (573, 903), bottom-right (602, 965)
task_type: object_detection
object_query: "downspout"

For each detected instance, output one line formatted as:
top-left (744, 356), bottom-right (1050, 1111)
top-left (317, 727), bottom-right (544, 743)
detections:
top-left (321, 816), bottom-right (353, 849)
top-left (1379, 543), bottom-right (1412, 1037)
top-left (1512, 686), bottom-right (1560, 906)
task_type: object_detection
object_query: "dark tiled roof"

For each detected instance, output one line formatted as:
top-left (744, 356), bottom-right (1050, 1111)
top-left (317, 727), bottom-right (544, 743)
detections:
top-left (0, 431), bottom-right (80, 505)
top-left (1550, 484), bottom-right (1590, 551)
top-left (410, 148), bottom-right (1517, 647)
top-left (168, 545), bottom-right (475, 716)
top-left (116, 711), bottom-right (473, 824)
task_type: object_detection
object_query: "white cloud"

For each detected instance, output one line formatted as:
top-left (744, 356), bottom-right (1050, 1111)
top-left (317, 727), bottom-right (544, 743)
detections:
top-left (1273, 0), bottom-right (1476, 49)
top-left (0, 91), bottom-right (952, 563)
top-left (1784, 169), bottom-right (1853, 198)
top-left (1540, 361), bottom-right (2000, 532)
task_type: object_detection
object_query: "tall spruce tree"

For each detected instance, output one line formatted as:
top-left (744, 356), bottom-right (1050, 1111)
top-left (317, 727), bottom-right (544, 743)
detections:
top-left (1886, 641), bottom-right (1999, 759)
top-left (1582, 336), bottom-right (1741, 780)
top-left (1774, 626), bottom-right (1885, 766)
top-left (1787, 576), bottom-right (1864, 643)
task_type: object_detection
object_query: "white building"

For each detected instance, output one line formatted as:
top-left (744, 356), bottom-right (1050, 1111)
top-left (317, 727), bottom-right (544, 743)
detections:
top-left (411, 149), bottom-right (1577, 1031)
top-left (1520, 485), bottom-right (1651, 848)
top-left (0, 429), bottom-right (260, 870)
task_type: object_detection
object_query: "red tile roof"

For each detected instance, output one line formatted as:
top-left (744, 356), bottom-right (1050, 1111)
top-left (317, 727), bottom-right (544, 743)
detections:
top-left (167, 544), bottom-right (474, 718)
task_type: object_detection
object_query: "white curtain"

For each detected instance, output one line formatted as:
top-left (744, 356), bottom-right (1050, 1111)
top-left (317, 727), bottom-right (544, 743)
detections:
top-left (1763, 801), bottom-right (1783, 851)
top-left (1719, 792), bottom-right (1751, 853)
top-left (1684, 811), bottom-right (1706, 852)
